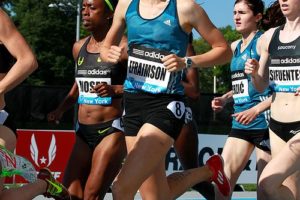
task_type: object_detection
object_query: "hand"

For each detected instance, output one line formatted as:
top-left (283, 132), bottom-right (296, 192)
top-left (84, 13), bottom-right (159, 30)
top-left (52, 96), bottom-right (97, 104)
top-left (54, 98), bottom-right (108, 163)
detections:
top-left (211, 97), bottom-right (225, 112)
top-left (47, 109), bottom-right (63, 124)
top-left (245, 59), bottom-right (259, 76)
top-left (90, 82), bottom-right (115, 97)
top-left (295, 87), bottom-right (300, 96)
top-left (100, 45), bottom-right (122, 64)
top-left (232, 107), bottom-right (259, 125)
top-left (162, 54), bottom-right (186, 72)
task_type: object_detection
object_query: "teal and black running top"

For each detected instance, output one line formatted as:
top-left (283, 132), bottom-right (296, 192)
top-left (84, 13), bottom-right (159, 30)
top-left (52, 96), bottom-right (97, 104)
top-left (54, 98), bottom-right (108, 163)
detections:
top-left (230, 31), bottom-right (271, 130)
top-left (124, 0), bottom-right (189, 95)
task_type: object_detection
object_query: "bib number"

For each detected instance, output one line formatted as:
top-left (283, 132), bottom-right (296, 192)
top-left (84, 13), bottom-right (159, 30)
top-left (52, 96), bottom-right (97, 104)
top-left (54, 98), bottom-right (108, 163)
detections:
top-left (184, 107), bottom-right (193, 124)
top-left (167, 101), bottom-right (185, 119)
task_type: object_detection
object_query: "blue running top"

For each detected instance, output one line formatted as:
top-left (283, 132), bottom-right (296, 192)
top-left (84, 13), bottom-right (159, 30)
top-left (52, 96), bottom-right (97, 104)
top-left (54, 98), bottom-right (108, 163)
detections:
top-left (230, 31), bottom-right (271, 130)
top-left (124, 0), bottom-right (189, 95)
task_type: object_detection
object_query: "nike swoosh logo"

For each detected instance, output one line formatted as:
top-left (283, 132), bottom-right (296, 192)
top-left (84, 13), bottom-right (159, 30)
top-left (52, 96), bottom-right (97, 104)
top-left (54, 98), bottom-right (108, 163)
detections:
top-left (98, 127), bottom-right (110, 135)
top-left (46, 179), bottom-right (63, 193)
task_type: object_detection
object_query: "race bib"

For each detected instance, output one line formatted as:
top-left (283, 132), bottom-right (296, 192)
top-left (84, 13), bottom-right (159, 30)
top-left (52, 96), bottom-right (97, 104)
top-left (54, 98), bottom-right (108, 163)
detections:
top-left (76, 77), bottom-right (112, 105)
top-left (184, 107), bottom-right (193, 124)
top-left (0, 110), bottom-right (8, 125)
top-left (232, 70), bottom-right (250, 104)
top-left (269, 64), bottom-right (300, 92)
top-left (126, 45), bottom-right (171, 94)
top-left (112, 118), bottom-right (124, 132)
top-left (167, 101), bottom-right (185, 119)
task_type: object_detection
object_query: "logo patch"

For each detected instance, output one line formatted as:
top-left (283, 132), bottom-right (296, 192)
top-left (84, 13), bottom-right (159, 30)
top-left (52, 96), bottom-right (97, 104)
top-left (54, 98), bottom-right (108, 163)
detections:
top-left (164, 19), bottom-right (171, 26)
top-left (77, 57), bottom-right (84, 66)
top-left (30, 134), bottom-right (56, 167)
top-left (290, 129), bottom-right (300, 135)
top-left (46, 179), bottom-right (63, 193)
top-left (98, 127), bottom-right (110, 135)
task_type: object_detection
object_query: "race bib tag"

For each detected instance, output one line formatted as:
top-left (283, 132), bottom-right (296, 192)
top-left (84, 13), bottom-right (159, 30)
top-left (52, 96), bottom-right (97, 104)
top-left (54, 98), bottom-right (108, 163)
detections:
top-left (167, 101), bottom-right (185, 119)
top-left (269, 56), bottom-right (300, 92)
top-left (232, 70), bottom-right (250, 104)
top-left (76, 77), bottom-right (112, 105)
top-left (184, 107), bottom-right (193, 124)
top-left (112, 118), bottom-right (124, 132)
top-left (0, 110), bottom-right (8, 125)
top-left (127, 45), bottom-right (171, 94)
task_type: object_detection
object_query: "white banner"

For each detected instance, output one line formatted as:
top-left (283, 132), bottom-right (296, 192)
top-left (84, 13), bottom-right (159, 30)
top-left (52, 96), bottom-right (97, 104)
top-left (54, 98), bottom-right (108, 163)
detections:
top-left (165, 134), bottom-right (257, 184)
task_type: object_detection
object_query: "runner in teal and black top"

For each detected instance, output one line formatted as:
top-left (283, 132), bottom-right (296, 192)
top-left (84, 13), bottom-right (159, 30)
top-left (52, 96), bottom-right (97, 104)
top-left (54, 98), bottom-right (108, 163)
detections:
top-left (231, 31), bottom-right (272, 131)
top-left (125, 0), bottom-right (188, 95)
top-left (47, 0), bottom-right (127, 199)
top-left (211, 1), bottom-right (285, 199)
top-left (100, 0), bottom-right (232, 199)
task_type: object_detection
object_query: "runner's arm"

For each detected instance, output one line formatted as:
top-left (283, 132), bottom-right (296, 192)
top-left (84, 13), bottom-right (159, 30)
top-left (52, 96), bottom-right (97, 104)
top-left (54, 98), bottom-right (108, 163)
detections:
top-left (0, 9), bottom-right (37, 94)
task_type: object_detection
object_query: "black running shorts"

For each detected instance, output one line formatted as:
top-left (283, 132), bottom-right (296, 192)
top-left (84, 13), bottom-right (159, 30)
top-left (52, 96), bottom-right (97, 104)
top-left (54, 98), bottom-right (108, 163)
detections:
top-left (229, 128), bottom-right (270, 151)
top-left (76, 118), bottom-right (124, 149)
top-left (123, 92), bottom-right (186, 140)
top-left (269, 118), bottom-right (300, 142)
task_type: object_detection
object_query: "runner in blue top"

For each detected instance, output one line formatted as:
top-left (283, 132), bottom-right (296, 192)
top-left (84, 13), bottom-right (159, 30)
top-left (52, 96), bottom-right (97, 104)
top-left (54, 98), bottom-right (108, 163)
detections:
top-left (211, 1), bottom-right (281, 199)
top-left (100, 0), bottom-right (232, 199)
top-left (245, 0), bottom-right (300, 199)
top-left (230, 30), bottom-right (271, 130)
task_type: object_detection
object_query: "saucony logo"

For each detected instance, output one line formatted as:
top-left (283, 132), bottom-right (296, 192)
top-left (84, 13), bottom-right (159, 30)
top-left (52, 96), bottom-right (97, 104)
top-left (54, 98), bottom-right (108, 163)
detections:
top-left (98, 127), bottom-right (110, 135)
top-left (290, 129), bottom-right (300, 135)
top-left (278, 45), bottom-right (296, 50)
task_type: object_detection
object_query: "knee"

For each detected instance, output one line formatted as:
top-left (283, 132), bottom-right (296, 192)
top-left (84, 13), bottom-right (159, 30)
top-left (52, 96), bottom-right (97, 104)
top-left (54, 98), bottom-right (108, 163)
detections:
top-left (258, 177), bottom-right (275, 198)
top-left (84, 181), bottom-right (103, 200)
top-left (84, 190), bottom-right (98, 200)
top-left (112, 179), bottom-right (133, 199)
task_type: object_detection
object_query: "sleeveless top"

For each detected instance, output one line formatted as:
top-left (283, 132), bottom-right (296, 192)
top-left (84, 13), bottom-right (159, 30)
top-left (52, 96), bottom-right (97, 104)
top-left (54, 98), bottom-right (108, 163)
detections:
top-left (0, 44), bottom-right (14, 73)
top-left (268, 25), bottom-right (300, 93)
top-left (124, 0), bottom-right (188, 95)
top-left (75, 36), bottom-right (126, 105)
top-left (231, 31), bottom-right (271, 130)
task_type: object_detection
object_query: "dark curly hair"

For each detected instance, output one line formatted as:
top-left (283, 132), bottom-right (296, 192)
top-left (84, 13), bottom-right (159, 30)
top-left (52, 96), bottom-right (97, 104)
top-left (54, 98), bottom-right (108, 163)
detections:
top-left (261, 1), bottom-right (285, 31)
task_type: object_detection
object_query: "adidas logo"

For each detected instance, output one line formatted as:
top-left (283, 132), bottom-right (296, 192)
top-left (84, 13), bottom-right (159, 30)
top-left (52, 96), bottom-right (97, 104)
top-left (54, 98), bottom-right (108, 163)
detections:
top-left (164, 19), bottom-right (171, 26)
top-left (242, 54), bottom-right (247, 61)
top-left (259, 139), bottom-right (270, 148)
top-left (217, 171), bottom-right (224, 184)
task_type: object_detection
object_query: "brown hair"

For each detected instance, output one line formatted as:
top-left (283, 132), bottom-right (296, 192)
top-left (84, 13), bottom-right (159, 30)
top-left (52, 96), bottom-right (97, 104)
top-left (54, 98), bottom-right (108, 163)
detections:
top-left (261, 1), bottom-right (285, 31)
top-left (234, 0), bottom-right (265, 16)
